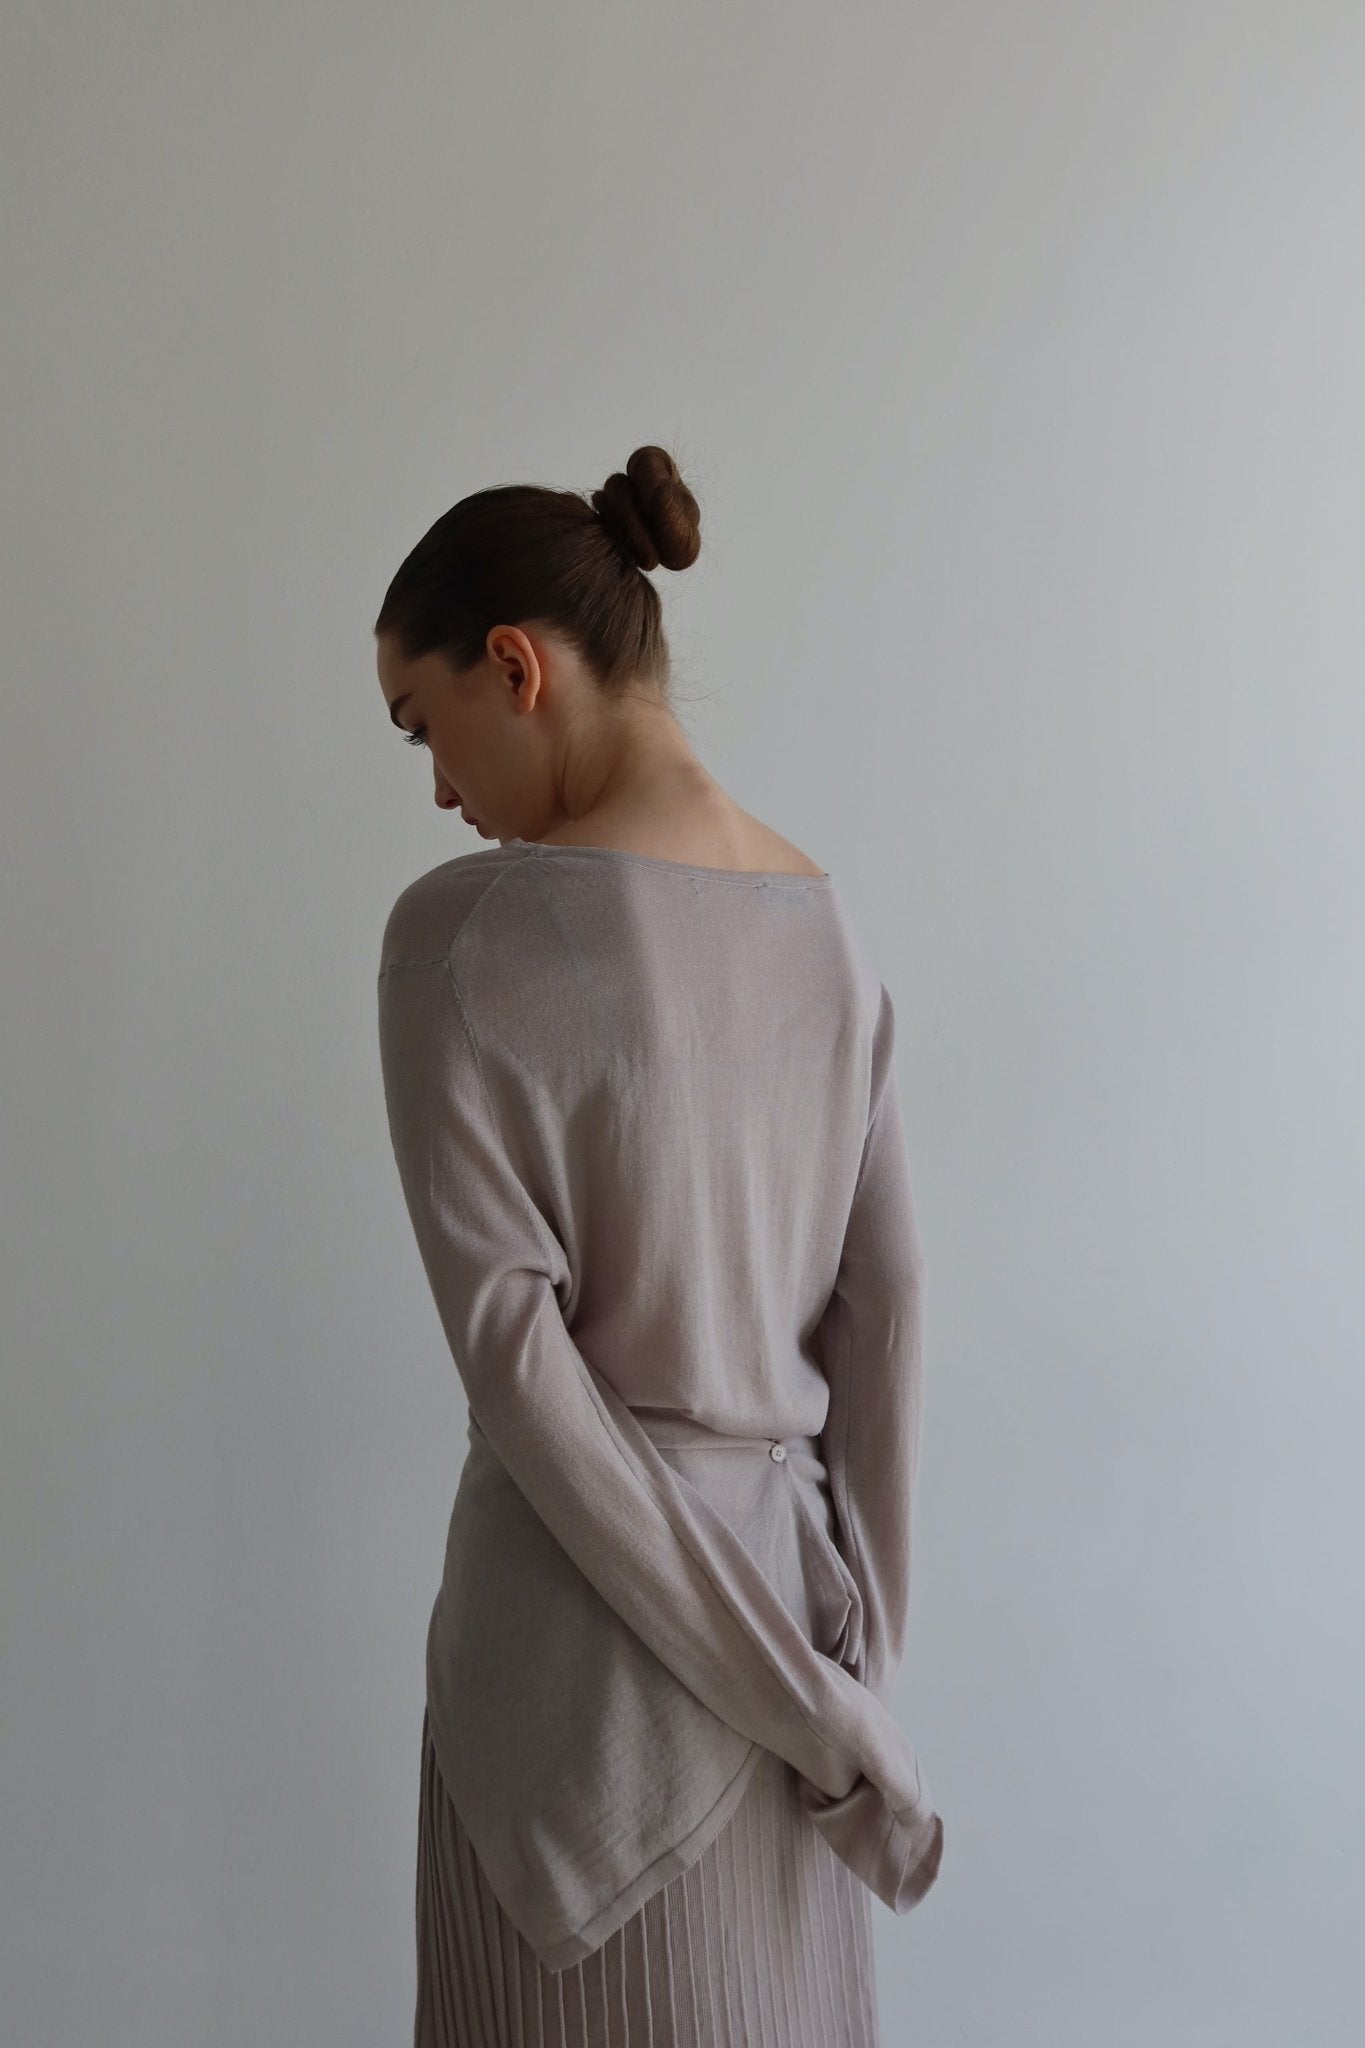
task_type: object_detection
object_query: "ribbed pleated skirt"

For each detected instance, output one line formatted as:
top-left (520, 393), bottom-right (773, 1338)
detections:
top-left (413, 1704), bottom-right (880, 2047)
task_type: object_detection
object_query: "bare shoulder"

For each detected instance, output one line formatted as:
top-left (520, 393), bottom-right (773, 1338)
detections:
top-left (730, 807), bottom-right (827, 877)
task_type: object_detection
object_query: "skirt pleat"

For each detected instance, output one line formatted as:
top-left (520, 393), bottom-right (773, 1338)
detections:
top-left (413, 1705), bottom-right (880, 2048)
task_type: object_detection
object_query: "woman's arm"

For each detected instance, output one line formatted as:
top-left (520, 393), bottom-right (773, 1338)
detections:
top-left (814, 980), bottom-right (929, 1709)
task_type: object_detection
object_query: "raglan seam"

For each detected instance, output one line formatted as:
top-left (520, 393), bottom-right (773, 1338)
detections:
top-left (376, 852), bottom-right (524, 980)
top-left (445, 855), bottom-right (526, 973)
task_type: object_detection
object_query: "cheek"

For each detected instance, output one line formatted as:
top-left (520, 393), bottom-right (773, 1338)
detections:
top-left (428, 724), bottom-right (463, 779)
top-left (445, 723), bottom-right (493, 792)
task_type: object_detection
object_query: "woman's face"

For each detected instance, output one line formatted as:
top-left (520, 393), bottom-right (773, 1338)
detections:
top-left (377, 629), bottom-right (547, 842)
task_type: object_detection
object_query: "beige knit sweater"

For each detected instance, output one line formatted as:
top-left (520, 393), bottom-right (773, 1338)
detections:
top-left (377, 838), bottom-right (943, 1972)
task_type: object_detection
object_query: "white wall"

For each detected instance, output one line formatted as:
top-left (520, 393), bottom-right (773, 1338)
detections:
top-left (4, 4), bottom-right (1363, 2043)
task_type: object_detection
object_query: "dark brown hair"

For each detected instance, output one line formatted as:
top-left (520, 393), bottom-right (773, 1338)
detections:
top-left (373, 445), bottom-right (702, 697)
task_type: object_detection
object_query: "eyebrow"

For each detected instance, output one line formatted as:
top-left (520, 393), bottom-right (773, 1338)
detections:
top-left (388, 692), bottom-right (413, 730)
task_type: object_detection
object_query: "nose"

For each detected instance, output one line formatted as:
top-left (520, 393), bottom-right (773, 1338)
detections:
top-left (434, 767), bottom-right (459, 810)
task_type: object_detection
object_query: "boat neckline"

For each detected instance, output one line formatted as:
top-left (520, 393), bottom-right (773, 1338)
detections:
top-left (505, 840), bottom-right (834, 887)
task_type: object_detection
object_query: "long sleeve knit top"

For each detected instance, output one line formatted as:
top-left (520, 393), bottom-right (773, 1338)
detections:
top-left (376, 837), bottom-right (943, 1973)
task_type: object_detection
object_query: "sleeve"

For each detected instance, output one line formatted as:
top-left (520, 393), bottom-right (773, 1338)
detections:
top-left (814, 980), bottom-right (928, 1709)
top-left (376, 951), bottom-right (944, 1914)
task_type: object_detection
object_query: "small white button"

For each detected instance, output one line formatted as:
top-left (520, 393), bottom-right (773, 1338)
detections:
top-left (769, 1442), bottom-right (787, 1463)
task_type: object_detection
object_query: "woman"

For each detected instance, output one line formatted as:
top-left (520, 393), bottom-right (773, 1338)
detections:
top-left (375, 446), bottom-right (944, 2047)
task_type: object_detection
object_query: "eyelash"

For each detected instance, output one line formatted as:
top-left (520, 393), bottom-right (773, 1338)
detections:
top-left (403, 729), bottom-right (428, 748)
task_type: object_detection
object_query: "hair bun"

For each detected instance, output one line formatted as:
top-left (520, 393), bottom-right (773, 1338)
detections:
top-left (591, 446), bottom-right (701, 573)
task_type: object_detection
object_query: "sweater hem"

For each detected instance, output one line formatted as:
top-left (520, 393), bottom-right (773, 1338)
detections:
top-left (423, 1691), bottom-right (768, 1976)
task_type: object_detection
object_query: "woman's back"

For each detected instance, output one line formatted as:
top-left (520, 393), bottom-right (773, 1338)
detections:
top-left (412, 840), bottom-right (871, 1438)
top-left (377, 836), bottom-right (942, 1981)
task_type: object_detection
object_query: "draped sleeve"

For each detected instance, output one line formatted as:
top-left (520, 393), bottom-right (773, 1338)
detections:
top-left (814, 980), bottom-right (928, 1708)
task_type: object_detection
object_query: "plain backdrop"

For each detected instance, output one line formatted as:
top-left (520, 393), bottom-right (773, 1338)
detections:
top-left (4, 4), bottom-right (1363, 2044)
